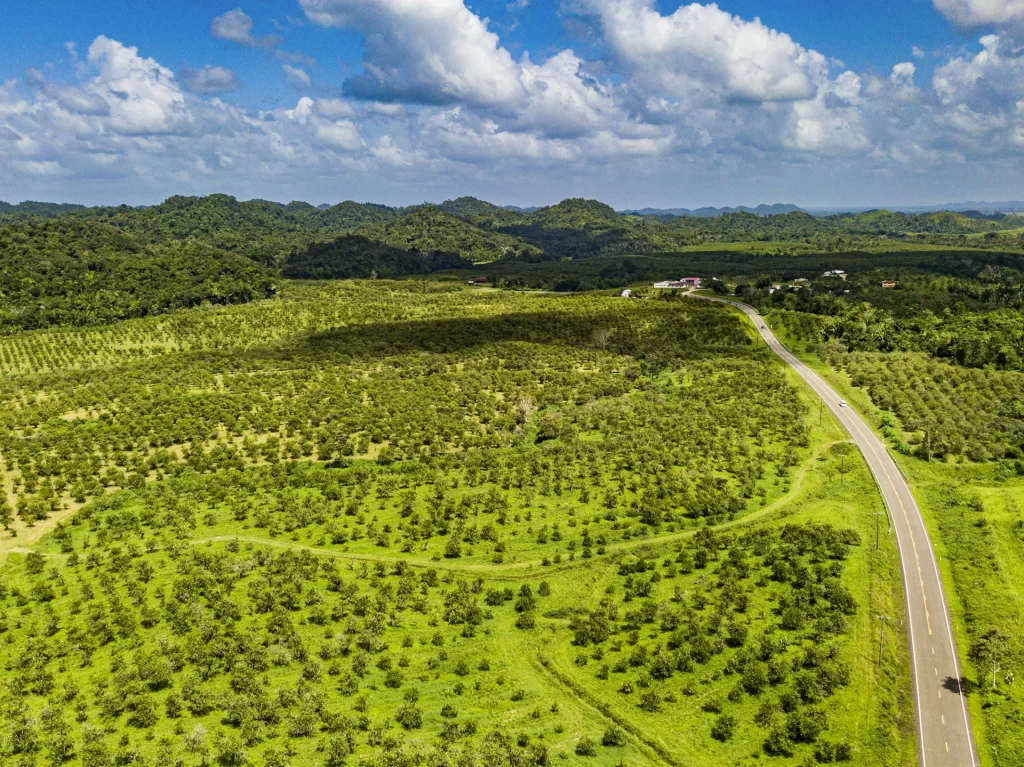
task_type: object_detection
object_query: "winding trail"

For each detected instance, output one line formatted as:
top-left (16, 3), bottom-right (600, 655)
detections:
top-left (692, 294), bottom-right (977, 767)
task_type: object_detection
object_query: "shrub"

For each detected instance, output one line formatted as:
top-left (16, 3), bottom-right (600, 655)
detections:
top-left (602, 726), bottom-right (626, 747)
top-left (710, 713), bottom-right (737, 742)
top-left (574, 737), bottom-right (598, 757)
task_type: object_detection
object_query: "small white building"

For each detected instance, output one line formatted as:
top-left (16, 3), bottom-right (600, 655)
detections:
top-left (823, 270), bottom-right (848, 280)
top-left (620, 289), bottom-right (633, 298)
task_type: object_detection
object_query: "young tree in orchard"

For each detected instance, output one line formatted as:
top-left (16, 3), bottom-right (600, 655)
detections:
top-left (970, 629), bottom-right (1010, 691)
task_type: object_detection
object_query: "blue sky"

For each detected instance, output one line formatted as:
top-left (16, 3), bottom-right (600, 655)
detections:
top-left (2, 0), bottom-right (1024, 208)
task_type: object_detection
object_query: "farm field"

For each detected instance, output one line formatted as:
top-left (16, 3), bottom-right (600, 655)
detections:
top-left (0, 282), bottom-right (914, 766)
top-left (766, 314), bottom-right (1024, 767)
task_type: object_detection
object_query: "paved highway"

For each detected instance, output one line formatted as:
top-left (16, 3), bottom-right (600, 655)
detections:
top-left (692, 295), bottom-right (978, 767)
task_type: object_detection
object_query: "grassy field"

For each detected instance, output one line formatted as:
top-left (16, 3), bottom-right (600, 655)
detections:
top-left (0, 283), bottom-right (914, 766)
top-left (767, 314), bottom-right (1024, 767)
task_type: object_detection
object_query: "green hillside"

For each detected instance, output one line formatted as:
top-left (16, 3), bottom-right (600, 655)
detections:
top-left (0, 219), bottom-right (275, 332)
top-left (283, 235), bottom-right (473, 279)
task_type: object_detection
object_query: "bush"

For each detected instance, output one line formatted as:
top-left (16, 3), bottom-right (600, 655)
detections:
top-left (638, 691), bottom-right (661, 712)
top-left (765, 722), bottom-right (793, 755)
top-left (395, 703), bottom-right (422, 730)
top-left (574, 737), bottom-right (598, 757)
top-left (602, 726), bottom-right (626, 747)
top-left (710, 713), bottom-right (737, 742)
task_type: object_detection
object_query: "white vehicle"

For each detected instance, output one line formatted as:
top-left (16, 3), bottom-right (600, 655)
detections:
top-left (839, 400), bottom-right (848, 407)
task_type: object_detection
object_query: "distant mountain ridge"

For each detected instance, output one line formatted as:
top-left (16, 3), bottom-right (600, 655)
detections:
top-left (620, 203), bottom-right (805, 218)
top-left (811, 201), bottom-right (1024, 215)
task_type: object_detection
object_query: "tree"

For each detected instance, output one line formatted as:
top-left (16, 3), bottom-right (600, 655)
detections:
top-left (970, 629), bottom-right (1010, 690)
top-left (601, 726), bottom-right (626, 747)
top-left (710, 713), bottom-right (737, 742)
top-left (574, 737), bottom-right (598, 756)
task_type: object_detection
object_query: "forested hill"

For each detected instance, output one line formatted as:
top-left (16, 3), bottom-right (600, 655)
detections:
top-left (68, 195), bottom-right (398, 266)
top-left (0, 200), bottom-right (88, 220)
top-left (0, 219), bottom-right (275, 332)
top-left (4, 192), bottom-right (1024, 332)
top-left (6, 194), bottom-right (1023, 269)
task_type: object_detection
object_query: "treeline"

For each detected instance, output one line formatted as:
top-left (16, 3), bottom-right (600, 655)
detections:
top-left (0, 219), bottom-right (276, 333)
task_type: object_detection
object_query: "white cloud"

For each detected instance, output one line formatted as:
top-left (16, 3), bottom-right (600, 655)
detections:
top-left (892, 62), bottom-right (916, 82)
top-left (181, 65), bottom-right (240, 94)
top-left (933, 0), bottom-right (1024, 29)
top-left (371, 135), bottom-right (416, 165)
top-left (282, 64), bottom-right (312, 89)
top-left (211, 8), bottom-right (282, 48)
top-left (933, 35), bottom-right (1024, 107)
top-left (86, 36), bottom-right (189, 135)
top-left (786, 76), bottom-right (870, 153)
top-left (574, 0), bottom-right (829, 104)
top-left (299, 0), bottom-right (525, 107)
top-left (14, 160), bottom-right (67, 176)
top-left (317, 98), bottom-right (357, 119)
top-left (315, 119), bottom-right (364, 151)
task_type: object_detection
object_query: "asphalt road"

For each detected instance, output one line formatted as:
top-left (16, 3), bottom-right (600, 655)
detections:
top-left (693, 295), bottom-right (978, 767)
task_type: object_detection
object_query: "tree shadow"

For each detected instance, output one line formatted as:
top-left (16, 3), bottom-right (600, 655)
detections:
top-left (942, 675), bottom-right (977, 696)
top-left (254, 307), bottom-right (752, 366)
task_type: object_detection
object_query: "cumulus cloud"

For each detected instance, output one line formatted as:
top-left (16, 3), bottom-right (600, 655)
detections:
top-left (933, 0), bottom-right (1024, 30)
top-left (299, 0), bottom-right (525, 107)
top-left (26, 70), bottom-right (111, 116)
top-left (574, 0), bottom-right (829, 104)
top-left (180, 65), bottom-right (240, 94)
top-left (211, 8), bottom-right (282, 48)
top-left (934, 35), bottom-right (1024, 107)
top-left (86, 36), bottom-right (189, 135)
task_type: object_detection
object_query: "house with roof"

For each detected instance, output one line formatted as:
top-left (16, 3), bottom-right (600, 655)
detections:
top-left (652, 277), bottom-right (702, 289)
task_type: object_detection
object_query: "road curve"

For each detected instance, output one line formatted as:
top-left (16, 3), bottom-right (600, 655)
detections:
top-left (692, 294), bottom-right (978, 767)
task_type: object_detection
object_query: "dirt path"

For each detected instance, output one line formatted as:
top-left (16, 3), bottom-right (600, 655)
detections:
top-left (186, 437), bottom-right (839, 579)
top-left (0, 501), bottom-right (83, 564)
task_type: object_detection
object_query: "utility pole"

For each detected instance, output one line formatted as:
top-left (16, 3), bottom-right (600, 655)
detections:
top-left (877, 615), bottom-right (889, 666)
top-left (874, 511), bottom-right (886, 550)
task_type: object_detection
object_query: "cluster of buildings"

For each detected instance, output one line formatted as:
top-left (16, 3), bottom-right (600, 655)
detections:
top-left (652, 277), bottom-right (703, 290)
